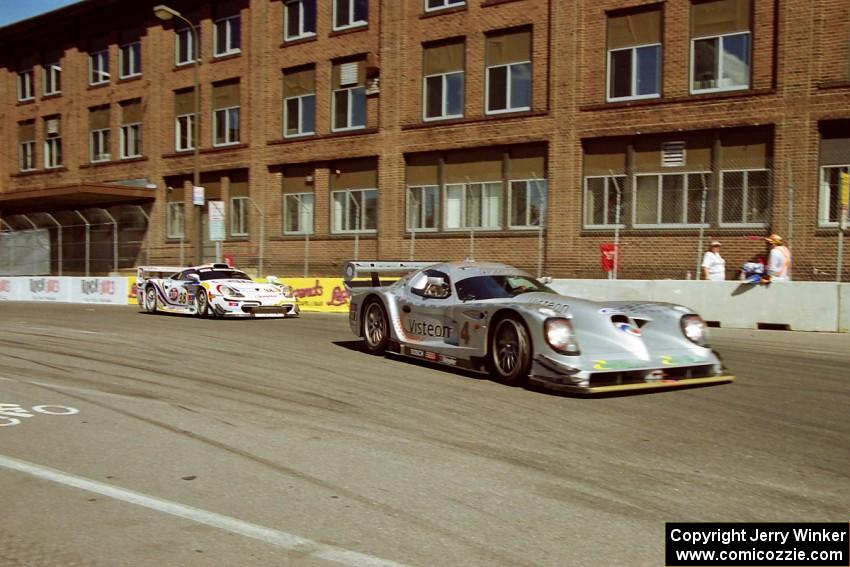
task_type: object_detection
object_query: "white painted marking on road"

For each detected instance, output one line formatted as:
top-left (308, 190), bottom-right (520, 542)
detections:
top-left (0, 454), bottom-right (409, 567)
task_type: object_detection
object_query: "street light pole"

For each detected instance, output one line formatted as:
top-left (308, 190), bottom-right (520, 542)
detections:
top-left (154, 4), bottom-right (202, 265)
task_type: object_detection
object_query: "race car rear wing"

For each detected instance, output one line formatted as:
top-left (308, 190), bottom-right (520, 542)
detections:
top-left (136, 265), bottom-right (186, 282)
top-left (343, 261), bottom-right (438, 289)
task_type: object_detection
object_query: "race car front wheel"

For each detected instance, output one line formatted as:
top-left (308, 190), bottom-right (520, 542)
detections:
top-left (144, 286), bottom-right (158, 314)
top-left (363, 300), bottom-right (389, 355)
top-left (490, 316), bottom-right (532, 386)
top-left (195, 290), bottom-right (209, 318)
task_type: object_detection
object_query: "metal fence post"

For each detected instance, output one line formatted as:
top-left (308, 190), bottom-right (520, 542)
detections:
top-left (43, 213), bottom-right (63, 276)
top-left (786, 162), bottom-right (794, 280)
top-left (0, 219), bottom-right (14, 275)
top-left (347, 192), bottom-right (361, 261)
top-left (609, 172), bottom-right (622, 280)
top-left (73, 210), bottom-right (90, 277)
top-left (135, 206), bottom-right (151, 265)
top-left (101, 208), bottom-right (119, 274)
top-left (694, 173), bottom-right (709, 280)
top-left (244, 197), bottom-right (265, 277)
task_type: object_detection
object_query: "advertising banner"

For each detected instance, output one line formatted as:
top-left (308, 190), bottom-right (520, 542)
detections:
top-left (261, 277), bottom-right (351, 313)
top-left (0, 277), bottom-right (21, 301)
top-left (69, 277), bottom-right (127, 304)
top-left (20, 277), bottom-right (71, 302)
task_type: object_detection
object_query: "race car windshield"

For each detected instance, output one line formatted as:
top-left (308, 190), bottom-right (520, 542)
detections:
top-left (198, 270), bottom-right (252, 281)
top-left (455, 275), bottom-right (555, 301)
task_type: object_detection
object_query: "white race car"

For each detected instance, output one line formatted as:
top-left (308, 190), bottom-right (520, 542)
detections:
top-left (136, 263), bottom-right (299, 318)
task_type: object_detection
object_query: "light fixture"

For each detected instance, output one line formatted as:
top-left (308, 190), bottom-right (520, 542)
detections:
top-left (153, 4), bottom-right (180, 21)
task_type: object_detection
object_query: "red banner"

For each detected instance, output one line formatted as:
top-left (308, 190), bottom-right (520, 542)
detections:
top-left (600, 243), bottom-right (620, 272)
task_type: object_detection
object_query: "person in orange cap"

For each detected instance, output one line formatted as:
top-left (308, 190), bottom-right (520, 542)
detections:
top-left (765, 234), bottom-right (791, 282)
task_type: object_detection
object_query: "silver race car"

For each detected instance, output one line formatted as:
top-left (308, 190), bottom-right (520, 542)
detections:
top-left (344, 261), bottom-right (734, 394)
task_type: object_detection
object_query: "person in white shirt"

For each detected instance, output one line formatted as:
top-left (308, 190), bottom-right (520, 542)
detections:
top-left (765, 234), bottom-right (791, 281)
top-left (701, 240), bottom-right (726, 281)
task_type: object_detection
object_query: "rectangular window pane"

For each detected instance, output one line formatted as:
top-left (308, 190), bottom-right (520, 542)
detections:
top-left (446, 73), bottom-right (463, 116)
top-left (529, 180), bottom-right (546, 226)
top-left (510, 62), bottom-right (531, 109)
top-left (425, 76), bottom-right (443, 118)
top-left (335, 0), bottom-right (350, 28)
top-left (351, 87), bottom-right (366, 127)
top-left (286, 2), bottom-right (301, 38)
top-left (635, 45), bottom-right (660, 96)
top-left (363, 190), bottom-right (378, 230)
top-left (228, 108), bottom-right (240, 142)
top-left (635, 176), bottom-right (659, 224)
top-left (446, 185), bottom-right (463, 229)
top-left (721, 33), bottom-right (750, 88)
top-left (609, 50), bottom-right (632, 99)
top-left (285, 98), bottom-right (300, 136)
top-left (354, 0), bottom-right (368, 22)
top-left (722, 171), bottom-right (744, 223)
top-left (661, 175), bottom-right (684, 223)
top-left (687, 173), bottom-right (707, 224)
top-left (747, 170), bottom-right (770, 223)
top-left (488, 66), bottom-right (508, 111)
top-left (512, 181), bottom-right (528, 226)
top-left (334, 90), bottom-right (349, 129)
top-left (693, 37), bottom-right (718, 90)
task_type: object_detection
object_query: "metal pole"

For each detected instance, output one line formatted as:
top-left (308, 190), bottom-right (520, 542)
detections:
top-left (695, 173), bottom-right (709, 280)
top-left (348, 192), bottom-right (360, 261)
top-left (188, 18), bottom-right (202, 265)
top-left (101, 208), bottom-right (119, 274)
top-left (18, 214), bottom-right (37, 229)
top-left (244, 197), bottom-right (264, 277)
top-left (135, 205), bottom-right (150, 265)
top-left (609, 171), bottom-right (622, 280)
top-left (73, 210), bottom-right (90, 277)
top-left (786, 162), bottom-right (794, 280)
top-left (409, 191), bottom-right (417, 261)
top-left (530, 174), bottom-right (544, 278)
top-left (301, 197), bottom-right (310, 277)
top-left (43, 213), bottom-right (63, 276)
top-left (0, 219), bottom-right (14, 275)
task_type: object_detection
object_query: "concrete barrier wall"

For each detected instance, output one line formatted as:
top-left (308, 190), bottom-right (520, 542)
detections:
top-left (550, 280), bottom-right (850, 333)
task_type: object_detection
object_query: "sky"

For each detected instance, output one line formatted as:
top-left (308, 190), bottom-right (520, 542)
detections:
top-left (0, 0), bottom-right (82, 27)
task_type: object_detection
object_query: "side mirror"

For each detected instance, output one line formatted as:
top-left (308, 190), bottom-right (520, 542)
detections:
top-left (185, 273), bottom-right (200, 282)
top-left (266, 275), bottom-right (278, 284)
top-left (538, 276), bottom-right (553, 285)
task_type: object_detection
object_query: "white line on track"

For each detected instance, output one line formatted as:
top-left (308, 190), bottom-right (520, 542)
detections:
top-left (0, 454), bottom-right (409, 567)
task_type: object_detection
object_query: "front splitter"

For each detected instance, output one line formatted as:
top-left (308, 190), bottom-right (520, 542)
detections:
top-left (529, 374), bottom-right (736, 394)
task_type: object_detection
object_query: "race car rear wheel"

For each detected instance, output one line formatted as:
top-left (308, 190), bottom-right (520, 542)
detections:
top-left (195, 289), bottom-right (209, 318)
top-left (362, 300), bottom-right (389, 355)
top-left (144, 285), bottom-right (158, 314)
top-left (490, 316), bottom-right (532, 386)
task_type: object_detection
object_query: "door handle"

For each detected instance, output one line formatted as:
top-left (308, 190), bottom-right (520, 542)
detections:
top-left (402, 305), bottom-right (411, 313)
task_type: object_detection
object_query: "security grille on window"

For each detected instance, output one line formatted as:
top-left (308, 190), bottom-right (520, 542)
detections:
top-left (634, 173), bottom-right (710, 226)
top-left (607, 8), bottom-right (661, 101)
top-left (284, 193), bottom-right (314, 234)
top-left (445, 183), bottom-right (503, 230)
top-left (120, 41), bottom-right (141, 78)
top-left (283, 67), bottom-right (316, 137)
top-left (509, 180), bottom-right (546, 228)
top-left (43, 55), bottom-right (61, 96)
top-left (332, 189), bottom-right (377, 233)
top-left (690, 0), bottom-right (751, 93)
top-left (332, 60), bottom-right (366, 131)
top-left (285, 0), bottom-right (316, 41)
top-left (17, 69), bottom-right (34, 101)
top-left (334, 0), bottom-right (368, 31)
top-left (166, 202), bottom-right (185, 238)
top-left (231, 197), bottom-right (249, 236)
top-left (719, 170), bottom-right (769, 225)
top-left (407, 186), bottom-right (439, 231)
top-left (214, 15), bottom-right (241, 57)
top-left (213, 82), bottom-right (240, 145)
top-left (176, 25), bottom-right (199, 65)
top-left (423, 41), bottom-right (464, 121)
top-left (425, 0), bottom-right (465, 12)
top-left (584, 176), bottom-right (627, 227)
top-left (89, 49), bottom-right (109, 85)
top-left (174, 89), bottom-right (196, 151)
top-left (486, 29), bottom-right (532, 114)
top-left (89, 106), bottom-right (110, 163)
top-left (18, 121), bottom-right (36, 172)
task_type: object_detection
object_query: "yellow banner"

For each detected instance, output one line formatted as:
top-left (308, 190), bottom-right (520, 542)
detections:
top-left (127, 277), bottom-right (139, 305)
top-left (841, 172), bottom-right (849, 209)
top-left (258, 277), bottom-right (350, 313)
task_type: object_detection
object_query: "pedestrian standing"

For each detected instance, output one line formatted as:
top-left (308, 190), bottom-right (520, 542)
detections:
top-left (701, 240), bottom-right (726, 281)
top-left (765, 234), bottom-right (791, 282)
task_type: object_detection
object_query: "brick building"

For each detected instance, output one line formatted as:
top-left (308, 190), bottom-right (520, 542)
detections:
top-left (1, 0), bottom-right (848, 280)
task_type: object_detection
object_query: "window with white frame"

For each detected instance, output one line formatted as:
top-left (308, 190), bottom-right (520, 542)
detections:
top-left (214, 15), bottom-right (241, 57)
top-left (120, 123), bottom-right (142, 158)
top-left (175, 114), bottom-right (195, 151)
top-left (425, 0), bottom-right (465, 12)
top-left (43, 60), bottom-right (61, 96)
top-left (719, 169), bottom-right (770, 225)
top-left (44, 138), bottom-right (62, 169)
top-left (19, 141), bottom-right (36, 172)
top-left (584, 175), bottom-right (627, 227)
top-left (423, 41), bottom-right (464, 121)
top-left (606, 8), bottom-right (661, 101)
top-left (819, 166), bottom-right (848, 227)
top-left (509, 179), bottom-right (547, 228)
top-left (332, 189), bottom-right (377, 233)
top-left (633, 172), bottom-right (709, 226)
top-left (166, 202), bottom-right (184, 238)
top-left (90, 129), bottom-right (111, 163)
top-left (213, 107), bottom-right (240, 146)
top-left (691, 32), bottom-right (750, 93)
top-left (486, 30), bottom-right (531, 114)
top-left (407, 186), bottom-right (439, 231)
top-left (444, 182), bottom-right (503, 230)
top-left (231, 197), bottom-right (249, 236)
top-left (120, 41), bottom-right (141, 78)
top-left (89, 50), bottom-right (109, 85)
top-left (333, 0), bottom-right (368, 31)
top-left (283, 193), bottom-right (314, 234)
top-left (332, 61), bottom-right (366, 131)
top-left (17, 70), bottom-right (34, 101)
top-left (176, 26), bottom-right (199, 65)
top-left (283, 66), bottom-right (316, 137)
top-left (285, 0), bottom-right (316, 41)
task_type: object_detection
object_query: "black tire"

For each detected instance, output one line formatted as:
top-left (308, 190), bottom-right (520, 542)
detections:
top-left (195, 289), bottom-right (209, 318)
top-left (144, 285), bottom-right (158, 314)
top-left (362, 300), bottom-right (390, 355)
top-left (489, 315), bottom-right (532, 386)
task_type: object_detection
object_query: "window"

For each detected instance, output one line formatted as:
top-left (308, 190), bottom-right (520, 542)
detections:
top-left (444, 182), bottom-right (503, 230)
top-left (176, 114), bottom-right (195, 151)
top-left (720, 169), bottom-right (770, 226)
top-left (332, 61), bottom-right (366, 131)
top-left (486, 30), bottom-right (531, 114)
top-left (407, 186), bottom-right (439, 231)
top-left (584, 176), bottom-right (626, 227)
top-left (89, 50), bottom-right (109, 85)
top-left (43, 59), bottom-right (61, 96)
top-left (214, 15), bottom-right (241, 57)
top-left (819, 166), bottom-right (847, 226)
top-left (690, 0), bottom-right (752, 93)
top-left (44, 138), bottom-right (62, 169)
top-left (423, 41), bottom-right (464, 120)
top-left (176, 26), bottom-right (199, 65)
top-left (285, 0), bottom-right (316, 41)
top-left (166, 202), bottom-right (184, 238)
top-left (214, 107), bottom-right (240, 146)
top-left (283, 67), bottom-right (316, 137)
top-left (19, 141), bottom-right (36, 172)
top-left (17, 70), bottom-right (34, 101)
top-left (633, 173), bottom-right (709, 226)
top-left (283, 193), bottom-right (314, 234)
top-left (333, 0), bottom-right (368, 31)
top-left (425, 0), bottom-right (465, 12)
top-left (509, 179), bottom-right (547, 228)
top-left (332, 189), bottom-right (377, 233)
top-left (120, 123), bottom-right (142, 158)
top-left (231, 197), bottom-right (249, 236)
top-left (90, 129), bottom-right (111, 163)
top-left (606, 8), bottom-right (661, 101)
top-left (120, 41), bottom-right (141, 78)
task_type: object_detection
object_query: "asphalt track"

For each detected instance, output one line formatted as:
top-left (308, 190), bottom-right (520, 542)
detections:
top-left (0, 302), bottom-right (847, 566)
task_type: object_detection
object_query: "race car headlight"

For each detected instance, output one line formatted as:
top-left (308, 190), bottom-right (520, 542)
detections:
top-left (680, 314), bottom-right (709, 347)
top-left (217, 284), bottom-right (244, 298)
top-left (545, 318), bottom-right (580, 355)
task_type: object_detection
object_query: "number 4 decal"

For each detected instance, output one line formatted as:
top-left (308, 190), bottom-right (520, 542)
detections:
top-left (460, 322), bottom-right (470, 345)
